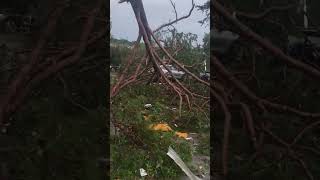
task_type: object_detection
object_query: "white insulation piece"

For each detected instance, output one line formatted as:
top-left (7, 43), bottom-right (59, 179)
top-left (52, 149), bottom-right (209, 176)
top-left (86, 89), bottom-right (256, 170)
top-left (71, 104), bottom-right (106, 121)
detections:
top-left (166, 146), bottom-right (202, 180)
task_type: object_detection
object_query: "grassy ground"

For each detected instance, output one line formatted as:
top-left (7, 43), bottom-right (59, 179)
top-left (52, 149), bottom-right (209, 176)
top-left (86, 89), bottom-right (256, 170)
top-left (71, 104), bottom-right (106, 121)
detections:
top-left (110, 80), bottom-right (210, 179)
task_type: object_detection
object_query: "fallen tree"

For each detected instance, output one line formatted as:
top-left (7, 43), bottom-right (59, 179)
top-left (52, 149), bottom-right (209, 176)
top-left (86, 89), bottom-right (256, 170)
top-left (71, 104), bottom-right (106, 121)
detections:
top-left (111, 0), bottom-right (210, 116)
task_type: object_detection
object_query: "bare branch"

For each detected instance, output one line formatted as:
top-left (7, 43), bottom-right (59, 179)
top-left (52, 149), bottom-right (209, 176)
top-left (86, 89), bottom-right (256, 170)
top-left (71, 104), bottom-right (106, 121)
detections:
top-left (212, 1), bottom-right (320, 80)
top-left (235, 3), bottom-right (297, 20)
top-left (169, 0), bottom-right (178, 21)
top-left (153, 0), bottom-right (195, 33)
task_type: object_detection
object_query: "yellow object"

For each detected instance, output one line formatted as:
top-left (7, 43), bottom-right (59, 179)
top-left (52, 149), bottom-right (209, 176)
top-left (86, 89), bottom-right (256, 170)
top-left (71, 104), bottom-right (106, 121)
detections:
top-left (175, 132), bottom-right (188, 139)
top-left (149, 123), bottom-right (172, 132)
top-left (149, 123), bottom-right (188, 139)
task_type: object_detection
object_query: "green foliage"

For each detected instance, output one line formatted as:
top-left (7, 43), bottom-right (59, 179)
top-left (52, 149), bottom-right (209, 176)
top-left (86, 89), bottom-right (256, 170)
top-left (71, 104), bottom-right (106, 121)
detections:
top-left (217, 29), bottom-right (320, 180)
top-left (203, 33), bottom-right (210, 56)
top-left (195, 133), bottom-right (210, 156)
top-left (110, 46), bottom-right (130, 65)
top-left (110, 37), bottom-right (146, 66)
top-left (111, 131), bottom-right (192, 179)
top-left (2, 56), bottom-right (107, 180)
top-left (155, 29), bottom-right (208, 73)
top-left (111, 84), bottom-right (210, 179)
top-left (6, 99), bottom-right (106, 180)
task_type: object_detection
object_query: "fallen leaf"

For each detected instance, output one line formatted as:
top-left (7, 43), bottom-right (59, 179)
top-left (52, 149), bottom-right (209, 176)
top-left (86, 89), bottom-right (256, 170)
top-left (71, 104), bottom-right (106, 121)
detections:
top-left (175, 132), bottom-right (188, 139)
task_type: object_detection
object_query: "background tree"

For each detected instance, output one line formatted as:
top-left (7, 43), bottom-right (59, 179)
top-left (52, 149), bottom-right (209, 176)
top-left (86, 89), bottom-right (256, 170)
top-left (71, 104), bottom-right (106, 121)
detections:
top-left (212, 0), bottom-right (320, 179)
top-left (0, 0), bottom-right (107, 179)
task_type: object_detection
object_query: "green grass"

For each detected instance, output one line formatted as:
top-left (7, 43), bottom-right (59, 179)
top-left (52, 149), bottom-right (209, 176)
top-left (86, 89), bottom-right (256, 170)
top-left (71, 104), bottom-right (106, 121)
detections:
top-left (6, 97), bottom-right (106, 180)
top-left (111, 84), bottom-right (209, 179)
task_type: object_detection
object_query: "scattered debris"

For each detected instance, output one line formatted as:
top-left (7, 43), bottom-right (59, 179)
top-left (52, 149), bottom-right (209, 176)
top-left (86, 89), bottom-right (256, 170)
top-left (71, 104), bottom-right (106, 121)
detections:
top-left (166, 146), bottom-right (202, 180)
top-left (144, 104), bottom-right (152, 109)
top-left (175, 132), bottom-right (188, 139)
top-left (139, 168), bottom-right (148, 177)
top-left (149, 123), bottom-right (191, 139)
top-left (149, 123), bottom-right (172, 132)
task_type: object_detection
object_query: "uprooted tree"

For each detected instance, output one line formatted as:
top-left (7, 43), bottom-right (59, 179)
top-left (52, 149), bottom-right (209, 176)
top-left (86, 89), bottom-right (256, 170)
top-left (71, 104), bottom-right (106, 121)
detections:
top-left (212, 0), bottom-right (320, 179)
top-left (110, 0), bottom-right (210, 178)
top-left (110, 0), bottom-right (211, 161)
top-left (111, 0), bottom-right (210, 110)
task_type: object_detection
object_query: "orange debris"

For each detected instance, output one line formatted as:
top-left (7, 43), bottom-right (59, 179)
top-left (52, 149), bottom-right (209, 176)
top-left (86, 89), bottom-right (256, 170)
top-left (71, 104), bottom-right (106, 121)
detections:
top-left (149, 123), bottom-right (173, 132)
top-left (175, 132), bottom-right (188, 139)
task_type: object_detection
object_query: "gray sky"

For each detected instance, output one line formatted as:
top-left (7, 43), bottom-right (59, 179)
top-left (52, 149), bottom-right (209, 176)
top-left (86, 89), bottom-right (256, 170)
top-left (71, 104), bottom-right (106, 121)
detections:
top-left (110, 0), bottom-right (209, 44)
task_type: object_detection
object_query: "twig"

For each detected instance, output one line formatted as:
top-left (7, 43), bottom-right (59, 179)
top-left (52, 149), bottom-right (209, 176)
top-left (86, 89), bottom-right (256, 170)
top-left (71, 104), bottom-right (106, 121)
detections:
top-left (153, 0), bottom-right (194, 33)
top-left (291, 120), bottom-right (320, 145)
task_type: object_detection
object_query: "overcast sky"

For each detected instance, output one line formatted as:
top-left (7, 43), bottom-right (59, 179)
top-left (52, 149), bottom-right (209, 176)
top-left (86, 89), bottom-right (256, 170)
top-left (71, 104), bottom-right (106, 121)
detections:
top-left (110, 0), bottom-right (209, 44)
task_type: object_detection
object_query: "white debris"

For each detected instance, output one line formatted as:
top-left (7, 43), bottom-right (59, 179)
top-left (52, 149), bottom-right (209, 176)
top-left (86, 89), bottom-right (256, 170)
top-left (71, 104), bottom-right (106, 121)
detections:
top-left (174, 123), bottom-right (178, 127)
top-left (144, 104), bottom-right (152, 108)
top-left (186, 137), bottom-right (193, 141)
top-left (139, 168), bottom-right (148, 177)
top-left (167, 146), bottom-right (202, 180)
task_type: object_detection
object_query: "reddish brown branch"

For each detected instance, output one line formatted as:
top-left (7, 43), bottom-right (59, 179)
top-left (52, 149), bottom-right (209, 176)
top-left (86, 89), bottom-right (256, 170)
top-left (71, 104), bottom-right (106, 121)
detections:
top-left (0, 4), bottom-right (67, 124)
top-left (214, 56), bottom-right (320, 118)
top-left (291, 120), bottom-right (320, 145)
top-left (2, 1), bottom-right (104, 123)
top-left (235, 3), bottom-right (297, 20)
top-left (211, 88), bottom-right (232, 176)
top-left (263, 127), bottom-right (314, 180)
top-left (229, 102), bottom-right (258, 149)
top-left (212, 1), bottom-right (320, 80)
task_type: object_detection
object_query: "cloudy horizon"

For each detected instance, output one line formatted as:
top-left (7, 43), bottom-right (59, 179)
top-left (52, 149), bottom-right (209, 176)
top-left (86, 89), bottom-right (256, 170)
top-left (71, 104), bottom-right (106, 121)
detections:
top-left (110, 0), bottom-right (209, 44)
